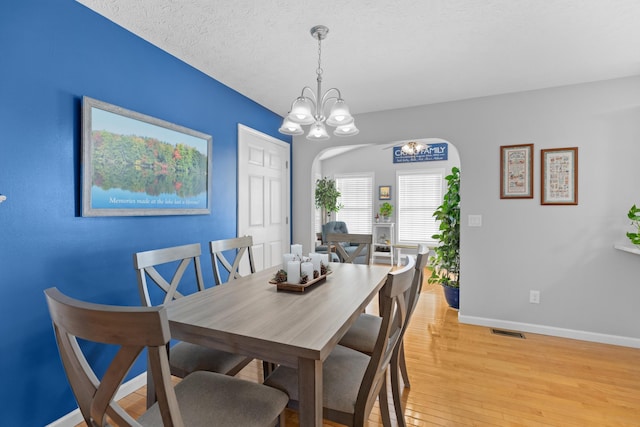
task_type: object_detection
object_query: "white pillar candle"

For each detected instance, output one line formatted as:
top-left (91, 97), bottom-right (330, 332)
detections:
top-left (301, 262), bottom-right (314, 280)
top-left (320, 253), bottom-right (329, 266)
top-left (290, 244), bottom-right (303, 259)
top-left (286, 260), bottom-right (300, 284)
top-left (282, 253), bottom-right (295, 267)
top-left (309, 253), bottom-right (322, 273)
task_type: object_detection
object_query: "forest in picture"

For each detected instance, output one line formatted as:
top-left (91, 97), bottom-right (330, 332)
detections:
top-left (91, 130), bottom-right (207, 198)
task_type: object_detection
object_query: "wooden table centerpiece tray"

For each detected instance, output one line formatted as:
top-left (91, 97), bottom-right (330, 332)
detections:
top-left (269, 272), bottom-right (331, 292)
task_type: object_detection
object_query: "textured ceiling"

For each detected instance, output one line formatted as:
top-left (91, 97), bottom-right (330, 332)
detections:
top-left (76, 0), bottom-right (640, 117)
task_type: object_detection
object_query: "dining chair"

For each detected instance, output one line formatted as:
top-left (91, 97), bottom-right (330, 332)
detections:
top-left (338, 248), bottom-right (429, 427)
top-left (133, 243), bottom-right (252, 405)
top-left (264, 255), bottom-right (416, 427)
top-left (209, 236), bottom-right (256, 285)
top-left (44, 287), bottom-right (288, 427)
top-left (326, 232), bottom-right (373, 264)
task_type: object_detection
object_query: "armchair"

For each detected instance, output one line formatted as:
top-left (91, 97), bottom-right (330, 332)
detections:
top-left (316, 221), bottom-right (369, 264)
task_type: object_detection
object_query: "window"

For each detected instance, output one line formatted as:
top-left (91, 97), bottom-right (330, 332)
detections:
top-left (397, 170), bottom-right (443, 245)
top-left (335, 173), bottom-right (373, 234)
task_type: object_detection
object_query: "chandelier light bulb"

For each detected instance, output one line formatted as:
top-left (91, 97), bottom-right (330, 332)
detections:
top-left (334, 122), bottom-right (359, 137)
top-left (307, 121), bottom-right (330, 140)
top-left (326, 99), bottom-right (354, 127)
top-left (288, 97), bottom-right (314, 125)
top-left (278, 116), bottom-right (304, 135)
top-left (401, 141), bottom-right (425, 155)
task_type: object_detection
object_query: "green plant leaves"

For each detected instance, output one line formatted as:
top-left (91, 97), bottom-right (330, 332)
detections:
top-left (315, 177), bottom-right (343, 216)
top-left (628, 204), bottom-right (640, 246)
top-left (429, 167), bottom-right (460, 288)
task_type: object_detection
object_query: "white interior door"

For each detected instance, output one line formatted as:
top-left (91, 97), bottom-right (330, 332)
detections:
top-left (238, 124), bottom-right (290, 273)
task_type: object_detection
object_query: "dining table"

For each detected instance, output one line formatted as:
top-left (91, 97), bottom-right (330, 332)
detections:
top-left (164, 261), bottom-right (391, 427)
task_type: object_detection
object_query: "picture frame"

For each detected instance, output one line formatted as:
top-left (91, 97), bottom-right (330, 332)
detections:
top-left (500, 144), bottom-right (533, 199)
top-left (82, 96), bottom-right (212, 217)
top-left (541, 147), bottom-right (578, 205)
top-left (379, 185), bottom-right (391, 200)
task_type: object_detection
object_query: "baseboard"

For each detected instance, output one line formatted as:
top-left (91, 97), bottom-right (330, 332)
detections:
top-left (46, 372), bottom-right (147, 427)
top-left (458, 314), bottom-right (640, 349)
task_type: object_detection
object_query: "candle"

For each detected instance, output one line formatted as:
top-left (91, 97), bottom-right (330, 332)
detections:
top-left (309, 253), bottom-right (322, 273)
top-left (282, 253), bottom-right (295, 267)
top-left (290, 244), bottom-right (303, 259)
top-left (301, 262), bottom-right (314, 280)
top-left (320, 253), bottom-right (329, 266)
top-left (287, 260), bottom-right (300, 284)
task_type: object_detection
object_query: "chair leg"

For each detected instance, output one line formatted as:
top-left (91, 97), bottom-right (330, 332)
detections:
top-left (399, 341), bottom-right (410, 388)
top-left (379, 372), bottom-right (393, 427)
top-left (263, 360), bottom-right (276, 381)
top-left (146, 349), bottom-right (165, 408)
top-left (277, 410), bottom-right (286, 427)
top-left (391, 346), bottom-right (406, 427)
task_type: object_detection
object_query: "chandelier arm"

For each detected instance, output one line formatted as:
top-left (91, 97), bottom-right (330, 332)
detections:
top-left (319, 88), bottom-right (341, 108)
top-left (300, 86), bottom-right (318, 103)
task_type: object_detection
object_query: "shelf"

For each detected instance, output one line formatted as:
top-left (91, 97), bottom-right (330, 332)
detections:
top-left (614, 243), bottom-right (640, 256)
top-left (372, 222), bottom-right (395, 265)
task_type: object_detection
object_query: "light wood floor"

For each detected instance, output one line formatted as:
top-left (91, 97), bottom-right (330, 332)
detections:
top-left (76, 273), bottom-right (640, 426)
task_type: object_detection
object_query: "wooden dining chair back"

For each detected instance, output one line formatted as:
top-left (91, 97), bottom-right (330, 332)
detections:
top-left (388, 250), bottom-right (429, 426)
top-left (326, 233), bottom-right (373, 264)
top-left (406, 248), bottom-right (429, 333)
top-left (263, 256), bottom-right (416, 427)
top-left (133, 243), bottom-right (252, 404)
top-left (354, 254), bottom-right (416, 425)
top-left (45, 287), bottom-right (288, 427)
top-left (133, 243), bottom-right (205, 307)
top-left (209, 236), bottom-right (256, 285)
top-left (44, 287), bottom-right (184, 426)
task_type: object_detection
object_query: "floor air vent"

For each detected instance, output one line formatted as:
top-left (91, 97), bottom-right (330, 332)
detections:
top-left (491, 328), bottom-right (525, 339)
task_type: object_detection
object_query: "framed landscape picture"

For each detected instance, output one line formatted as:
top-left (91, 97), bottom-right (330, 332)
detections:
top-left (500, 144), bottom-right (533, 199)
top-left (541, 147), bottom-right (578, 205)
top-left (82, 96), bottom-right (212, 216)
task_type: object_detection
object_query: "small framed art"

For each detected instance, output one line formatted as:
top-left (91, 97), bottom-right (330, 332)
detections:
top-left (500, 144), bottom-right (533, 199)
top-left (379, 186), bottom-right (391, 200)
top-left (541, 147), bottom-right (578, 205)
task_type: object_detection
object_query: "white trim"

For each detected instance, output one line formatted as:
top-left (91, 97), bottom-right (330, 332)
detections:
top-left (459, 315), bottom-right (640, 349)
top-left (46, 372), bottom-right (147, 427)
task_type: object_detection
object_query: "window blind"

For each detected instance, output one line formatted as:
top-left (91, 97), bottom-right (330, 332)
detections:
top-left (397, 170), bottom-right (443, 245)
top-left (335, 174), bottom-right (373, 234)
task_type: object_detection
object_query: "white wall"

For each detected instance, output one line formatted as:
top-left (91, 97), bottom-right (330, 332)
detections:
top-left (320, 139), bottom-right (460, 232)
top-left (293, 75), bottom-right (640, 346)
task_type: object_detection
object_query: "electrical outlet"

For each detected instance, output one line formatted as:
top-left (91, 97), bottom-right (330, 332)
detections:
top-left (529, 290), bottom-right (540, 304)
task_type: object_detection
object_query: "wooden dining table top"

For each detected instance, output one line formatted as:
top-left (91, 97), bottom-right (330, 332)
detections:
top-left (165, 262), bottom-right (392, 367)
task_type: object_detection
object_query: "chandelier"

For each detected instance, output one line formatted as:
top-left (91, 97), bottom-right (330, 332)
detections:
top-left (401, 141), bottom-right (425, 155)
top-left (279, 25), bottom-right (358, 140)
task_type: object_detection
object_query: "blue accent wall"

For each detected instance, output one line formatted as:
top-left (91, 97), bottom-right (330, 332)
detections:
top-left (0, 1), bottom-right (290, 425)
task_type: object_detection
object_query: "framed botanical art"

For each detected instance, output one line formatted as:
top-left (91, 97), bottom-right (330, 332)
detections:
top-left (500, 144), bottom-right (533, 199)
top-left (82, 96), bottom-right (212, 216)
top-left (541, 147), bottom-right (578, 205)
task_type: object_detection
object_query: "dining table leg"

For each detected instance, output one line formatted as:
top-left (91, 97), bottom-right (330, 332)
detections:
top-left (298, 357), bottom-right (323, 427)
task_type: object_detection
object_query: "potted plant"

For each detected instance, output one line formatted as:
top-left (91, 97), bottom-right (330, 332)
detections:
top-left (315, 177), bottom-right (343, 224)
top-left (627, 204), bottom-right (640, 246)
top-left (379, 202), bottom-right (393, 222)
top-left (428, 167), bottom-right (460, 309)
